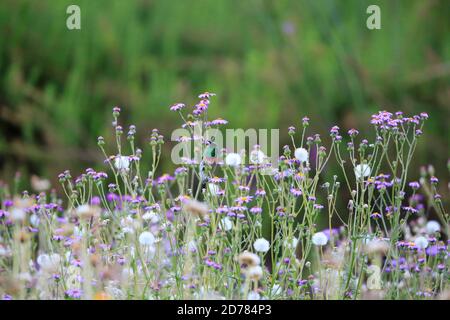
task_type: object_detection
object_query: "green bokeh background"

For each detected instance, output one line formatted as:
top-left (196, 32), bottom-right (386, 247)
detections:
top-left (0, 0), bottom-right (448, 192)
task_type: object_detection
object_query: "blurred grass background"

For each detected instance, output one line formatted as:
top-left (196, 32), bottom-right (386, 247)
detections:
top-left (0, 0), bottom-right (448, 193)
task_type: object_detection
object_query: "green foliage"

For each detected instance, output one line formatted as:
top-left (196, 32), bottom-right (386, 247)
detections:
top-left (0, 0), bottom-right (448, 185)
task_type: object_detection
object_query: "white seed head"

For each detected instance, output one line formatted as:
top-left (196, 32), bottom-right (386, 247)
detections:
top-left (294, 148), bottom-right (309, 162)
top-left (414, 236), bottom-right (428, 249)
top-left (249, 149), bottom-right (265, 164)
top-left (354, 164), bottom-right (371, 179)
top-left (219, 217), bottom-right (233, 231)
top-left (253, 238), bottom-right (270, 253)
top-left (312, 232), bottom-right (328, 246)
top-left (138, 231), bottom-right (155, 246)
top-left (426, 220), bottom-right (440, 234)
top-left (114, 155), bottom-right (130, 171)
top-left (246, 265), bottom-right (263, 280)
top-left (225, 153), bottom-right (242, 167)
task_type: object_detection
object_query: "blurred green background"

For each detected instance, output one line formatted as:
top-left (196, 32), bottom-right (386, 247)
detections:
top-left (0, 0), bottom-right (448, 191)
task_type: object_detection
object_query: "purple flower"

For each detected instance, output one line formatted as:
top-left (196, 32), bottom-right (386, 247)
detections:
top-left (4, 200), bottom-right (13, 208)
top-left (209, 118), bottom-right (228, 126)
top-left (170, 103), bottom-right (185, 111)
top-left (330, 126), bottom-right (340, 136)
top-left (65, 289), bottom-right (83, 299)
top-left (297, 279), bottom-right (307, 286)
top-left (302, 117), bottom-right (310, 126)
top-left (0, 210), bottom-right (9, 218)
top-left (402, 206), bottom-right (418, 214)
top-left (71, 259), bottom-right (82, 267)
top-left (231, 205), bottom-right (247, 212)
top-left (370, 212), bottom-right (382, 219)
top-left (348, 128), bottom-right (359, 137)
top-left (255, 189), bottom-right (266, 197)
top-left (419, 112), bottom-right (429, 119)
top-left (426, 245), bottom-right (438, 256)
top-left (250, 206), bottom-right (262, 215)
top-left (235, 196), bottom-right (253, 204)
top-left (290, 188), bottom-right (302, 197)
top-left (198, 92), bottom-right (216, 99)
top-left (209, 176), bottom-right (226, 184)
top-left (408, 181), bottom-right (420, 190)
top-left (90, 196), bottom-right (101, 206)
top-left (157, 174), bottom-right (175, 184)
top-left (216, 206), bottom-right (229, 214)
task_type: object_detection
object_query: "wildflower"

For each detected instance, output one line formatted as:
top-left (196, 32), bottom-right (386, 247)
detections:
top-left (290, 187), bottom-right (302, 197)
top-left (419, 112), bottom-right (429, 119)
top-left (271, 284), bottom-right (282, 296)
top-left (186, 240), bottom-right (197, 253)
top-left (249, 149), bottom-right (265, 164)
top-left (294, 147), bottom-right (308, 162)
top-left (114, 155), bottom-right (130, 171)
top-left (157, 174), bottom-right (175, 184)
top-left (283, 237), bottom-right (298, 250)
top-left (414, 236), bottom-right (428, 249)
top-left (364, 238), bottom-right (389, 255)
top-left (330, 125), bottom-right (340, 136)
top-left (174, 167), bottom-right (188, 176)
top-left (198, 92), bottom-right (216, 99)
top-left (209, 176), bottom-right (226, 184)
top-left (216, 206), bottom-right (229, 214)
top-left (31, 175), bottom-right (51, 192)
top-left (37, 253), bottom-right (61, 273)
top-left (402, 206), bottom-right (418, 214)
top-left (218, 217), bottom-right (233, 231)
top-left (225, 153), bottom-right (242, 167)
top-left (366, 265), bottom-right (381, 290)
top-left (207, 183), bottom-right (220, 195)
top-left (138, 231), bottom-right (155, 246)
top-left (236, 196), bottom-right (253, 204)
top-left (354, 164), bottom-right (371, 179)
top-left (30, 214), bottom-right (40, 227)
top-left (312, 232), bottom-right (328, 246)
top-left (302, 116), bottom-right (310, 126)
top-left (169, 103), bottom-right (185, 111)
top-left (193, 100), bottom-right (209, 115)
top-left (430, 176), bottom-right (438, 184)
top-left (255, 189), bottom-right (266, 197)
top-left (65, 288), bottom-right (83, 299)
top-left (237, 252), bottom-right (260, 267)
top-left (75, 204), bottom-right (100, 220)
top-left (10, 208), bottom-right (26, 221)
top-left (249, 206), bottom-right (262, 215)
top-left (209, 118), bottom-right (228, 126)
top-left (246, 266), bottom-right (263, 281)
top-left (408, 181), bottom-right (420, 190)
top-left (426, 220), bottom-right (440, 234)
top-left (253, 238), bottom-right (270, 253)
top-left (288, 126), bottom-right (296, 136)
top-left (348, 128), bottom-right (359, 137)
top-left (183, 200), bottom-right (209, 220)
top-left (248, 291), bottom-right (261, 300)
